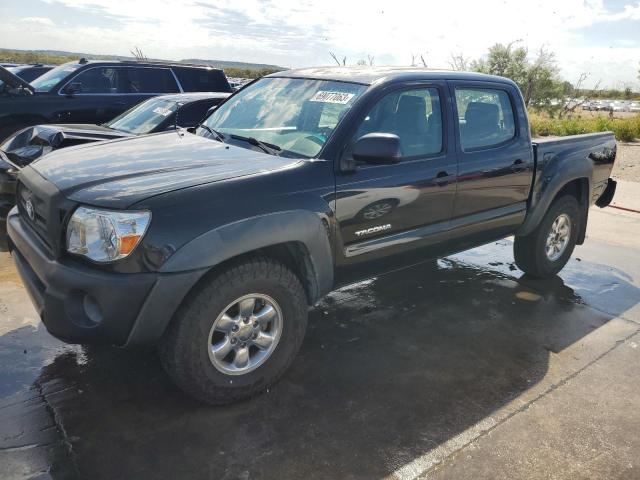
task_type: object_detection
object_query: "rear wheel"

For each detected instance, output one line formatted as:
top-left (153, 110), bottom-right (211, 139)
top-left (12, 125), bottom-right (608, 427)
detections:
top-left (514, 196), bottom-right (580, 277)
top-left (158, 256), bottom-right (308, 404)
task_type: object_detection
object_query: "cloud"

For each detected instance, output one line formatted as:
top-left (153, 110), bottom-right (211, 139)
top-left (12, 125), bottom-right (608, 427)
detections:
top-left (3, 0), bottom-right (640, 87)
top-left (21, 16), bottom-right (55, 26)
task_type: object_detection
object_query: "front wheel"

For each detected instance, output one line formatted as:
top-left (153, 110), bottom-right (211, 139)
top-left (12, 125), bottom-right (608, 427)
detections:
top-left (158, 256), bottom-right (308, 404)
top-left (514, 196), bottom-right (580, 277)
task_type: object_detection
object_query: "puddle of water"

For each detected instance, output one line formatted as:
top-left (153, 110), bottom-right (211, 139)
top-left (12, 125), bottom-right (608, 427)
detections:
top-left (0, 239), bottom-right (638, 479)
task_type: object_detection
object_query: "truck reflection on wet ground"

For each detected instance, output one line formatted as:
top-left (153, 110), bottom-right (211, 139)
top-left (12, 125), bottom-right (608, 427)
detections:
top-left (0, 240), bottom-right (638, 479)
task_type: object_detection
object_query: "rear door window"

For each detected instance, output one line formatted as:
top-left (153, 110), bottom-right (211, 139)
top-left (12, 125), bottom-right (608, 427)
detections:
top-left (173, 67), bottom-right (232, 93)
top-left (455, 88), bottom-right (516, 150)
top-left (126, 67), bottom-right (179, 94)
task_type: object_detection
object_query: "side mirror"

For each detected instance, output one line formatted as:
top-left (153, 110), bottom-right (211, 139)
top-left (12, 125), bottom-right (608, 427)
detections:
top-left (353, 133), bottom-right (402, 165)
top-left (63, 82), bottom-right (81, 97)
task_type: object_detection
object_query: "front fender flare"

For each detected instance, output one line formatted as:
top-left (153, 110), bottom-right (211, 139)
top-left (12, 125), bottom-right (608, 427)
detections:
top-left (125, 210), bottom-right (334, 347)
top-left (160, 209), bottom-right (334, 300)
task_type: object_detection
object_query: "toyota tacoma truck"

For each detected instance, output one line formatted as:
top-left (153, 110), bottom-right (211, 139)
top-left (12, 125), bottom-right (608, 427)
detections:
top-left (6, 67), bottom-right (617, 404)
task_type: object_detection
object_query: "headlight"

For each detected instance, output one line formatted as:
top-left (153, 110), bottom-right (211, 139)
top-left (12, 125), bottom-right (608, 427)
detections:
top-left (66, 207), bottom-right (151, 262)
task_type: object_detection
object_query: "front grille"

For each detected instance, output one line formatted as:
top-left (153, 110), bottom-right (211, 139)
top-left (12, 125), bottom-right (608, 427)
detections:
top-left (16, 181), bottom-right (54, 253)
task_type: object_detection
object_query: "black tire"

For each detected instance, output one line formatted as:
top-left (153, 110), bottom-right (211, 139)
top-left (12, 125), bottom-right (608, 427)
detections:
top-left (158, 256), bottom-right (308, 405)
top-left (514, 195), bottom-right (580, 277)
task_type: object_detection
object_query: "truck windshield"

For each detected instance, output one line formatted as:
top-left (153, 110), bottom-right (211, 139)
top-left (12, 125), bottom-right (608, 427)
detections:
top-left (30, 63), bottom-right (83, 92)
top-left (106, 97), bottom-right (178, 134)
top-left (199, 77), bottom-right (367, 158)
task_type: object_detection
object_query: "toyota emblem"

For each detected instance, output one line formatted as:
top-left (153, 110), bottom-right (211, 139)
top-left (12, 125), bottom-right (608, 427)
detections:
top-left (25, 199), bottom-right (35, 221)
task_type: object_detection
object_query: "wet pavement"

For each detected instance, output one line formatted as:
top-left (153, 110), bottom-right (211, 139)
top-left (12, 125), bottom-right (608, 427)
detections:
top-left (1, 207), bottom-right (639, 480)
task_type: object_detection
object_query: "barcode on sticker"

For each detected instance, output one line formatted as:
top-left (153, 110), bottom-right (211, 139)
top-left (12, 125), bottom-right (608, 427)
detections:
top-left (310, 91), bottom-right (355, 104)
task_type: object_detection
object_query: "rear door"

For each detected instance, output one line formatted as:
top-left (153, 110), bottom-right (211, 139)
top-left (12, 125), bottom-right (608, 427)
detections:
top-left (334, 82), bottom-right (457, 282)
top-left (448, 81), bottom-right (534, 243)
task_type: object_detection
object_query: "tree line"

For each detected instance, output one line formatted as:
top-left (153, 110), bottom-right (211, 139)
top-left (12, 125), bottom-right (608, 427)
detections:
top-left (0, 49), bottom-right (281, 79)
top-left (335, 42), bottom-right (640, 112)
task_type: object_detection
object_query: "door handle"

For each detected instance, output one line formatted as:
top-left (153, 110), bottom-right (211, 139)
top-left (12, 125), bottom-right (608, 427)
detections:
top-left (434, 171), bottom-right (455, 187)
top-left (510, 159), bottom-right (527, 173)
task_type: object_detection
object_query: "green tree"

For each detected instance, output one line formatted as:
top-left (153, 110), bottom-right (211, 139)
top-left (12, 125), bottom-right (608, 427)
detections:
top-left (471, 42), bottom-right (563, 110)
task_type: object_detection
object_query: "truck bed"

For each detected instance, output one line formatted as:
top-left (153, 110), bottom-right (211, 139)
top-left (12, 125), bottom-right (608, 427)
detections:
top-left (532, 132), bottom-right (617, 205)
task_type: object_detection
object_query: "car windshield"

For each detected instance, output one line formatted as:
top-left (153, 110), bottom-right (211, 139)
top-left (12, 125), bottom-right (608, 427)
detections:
top-left (106, 97), bottom-right (179, 134)
top-left (199, 77), bottom-right (367, 158)
top-left (30, 63), bottom-right (83, 92)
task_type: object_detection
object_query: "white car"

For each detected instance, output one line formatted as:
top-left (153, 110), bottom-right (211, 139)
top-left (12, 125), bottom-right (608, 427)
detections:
top-left (611, 102), bottom-right (625, 112)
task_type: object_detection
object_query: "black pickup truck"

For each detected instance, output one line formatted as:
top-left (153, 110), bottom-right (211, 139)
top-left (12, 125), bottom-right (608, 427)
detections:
top-left (7, 67), bottom-right (616, 404)
top-left (0, 59), bottom-right (232, 142)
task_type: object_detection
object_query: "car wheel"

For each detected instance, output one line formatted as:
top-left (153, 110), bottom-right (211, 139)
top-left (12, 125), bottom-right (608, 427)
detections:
top-left (513, 195), bottom-right (580, 277)
top-left (158, 256), bottom-right (308, 404)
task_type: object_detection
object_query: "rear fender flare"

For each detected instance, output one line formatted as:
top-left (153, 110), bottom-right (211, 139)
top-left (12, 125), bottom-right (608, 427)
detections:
top-left (517, 153), bottom-right (591, 237)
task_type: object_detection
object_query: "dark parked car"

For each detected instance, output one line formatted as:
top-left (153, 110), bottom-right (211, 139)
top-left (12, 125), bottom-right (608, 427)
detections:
top-left (7, 67), bottom-right (617, 405)
top-left (0, 92), bottom-right (229, 243)
top-left (3, 64), bottom-right (54, 83)
top-left (0, 59), bottom-right (232, 142)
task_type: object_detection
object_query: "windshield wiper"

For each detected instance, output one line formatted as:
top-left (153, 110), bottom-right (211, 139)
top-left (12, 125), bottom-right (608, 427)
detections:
top-left (197, 124), bottom-right (225, 142)
top-left (230, 134), bottom-right (282, 156)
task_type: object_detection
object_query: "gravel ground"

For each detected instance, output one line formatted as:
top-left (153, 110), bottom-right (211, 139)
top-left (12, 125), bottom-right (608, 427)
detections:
top-left (613, 143), bottom-right (640, 183)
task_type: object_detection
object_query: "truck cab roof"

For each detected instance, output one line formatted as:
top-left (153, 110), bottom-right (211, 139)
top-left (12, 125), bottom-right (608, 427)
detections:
top-left (269, 66), bottom-right (518, 87)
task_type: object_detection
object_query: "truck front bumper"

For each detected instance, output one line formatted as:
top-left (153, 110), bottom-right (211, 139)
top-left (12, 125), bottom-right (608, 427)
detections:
top-left (7, 207), bottom-right (206, 347)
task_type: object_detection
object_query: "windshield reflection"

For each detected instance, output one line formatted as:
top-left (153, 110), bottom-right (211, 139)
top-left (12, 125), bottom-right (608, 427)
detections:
top-left (30, 63), bottom-right (83, 92)
top-left (200, 77), bottom-right (366, 158)
top-left (106, 98), bottom-right (178, 134)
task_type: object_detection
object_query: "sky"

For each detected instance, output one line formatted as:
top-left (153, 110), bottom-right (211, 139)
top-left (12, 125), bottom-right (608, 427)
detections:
top-left (1, 0), bottom-right (639, 89)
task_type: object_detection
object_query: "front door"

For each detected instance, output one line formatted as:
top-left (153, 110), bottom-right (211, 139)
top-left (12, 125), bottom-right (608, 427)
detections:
top-left (333, 83), bottom-right (457, 284)
top-left (60, 66), bottom-right (132, 124)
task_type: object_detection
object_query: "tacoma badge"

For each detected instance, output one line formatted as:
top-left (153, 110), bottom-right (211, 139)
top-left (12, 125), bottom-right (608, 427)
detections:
top-left (355, 224), bottom-right (392, 237)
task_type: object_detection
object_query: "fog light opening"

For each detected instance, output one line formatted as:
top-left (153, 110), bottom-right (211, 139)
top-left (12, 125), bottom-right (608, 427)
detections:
top-left (83, 294), bottom-right (103, 326)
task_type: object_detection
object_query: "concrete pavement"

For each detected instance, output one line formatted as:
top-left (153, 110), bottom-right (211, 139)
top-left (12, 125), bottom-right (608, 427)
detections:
top-left (0, 184), bottom-right (639, 479)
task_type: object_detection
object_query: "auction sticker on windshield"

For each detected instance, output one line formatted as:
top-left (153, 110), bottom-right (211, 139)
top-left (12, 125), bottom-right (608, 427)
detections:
top-left (153, 107), bottom-right (173, 117)
top-left (310, 91), bottom-right (355, 104)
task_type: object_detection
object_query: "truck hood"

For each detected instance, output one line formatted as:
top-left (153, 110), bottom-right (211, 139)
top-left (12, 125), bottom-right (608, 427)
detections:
top-left (29, 131), bottom-right (302, 208)
top-left (0, 66), bottom-right (34, 94)
top-left (1, 124), bottom-right (130, 167)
